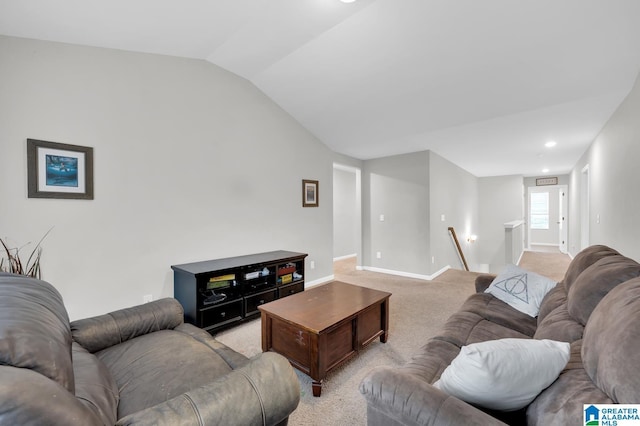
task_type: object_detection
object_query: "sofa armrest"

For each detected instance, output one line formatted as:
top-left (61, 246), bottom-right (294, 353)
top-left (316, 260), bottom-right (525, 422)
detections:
top-left (360, 366), bottom-right (507, 426)
top-left (115, 352), bottom-right (299, 426)
top-left (475, 274), bottom-right (497, 293)
top-left (70, 298), bottom-right (184, 353)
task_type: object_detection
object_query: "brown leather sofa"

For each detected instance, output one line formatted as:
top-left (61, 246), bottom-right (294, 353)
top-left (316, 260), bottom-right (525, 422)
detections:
top-left (360, 245), bottom-right (640, 425)
top-left (0, 273), bottom-right (299, 425)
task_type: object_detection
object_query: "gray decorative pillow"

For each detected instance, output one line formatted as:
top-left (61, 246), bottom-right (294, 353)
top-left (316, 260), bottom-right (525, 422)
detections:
top-left (485, 264), bottom-right (557, 317)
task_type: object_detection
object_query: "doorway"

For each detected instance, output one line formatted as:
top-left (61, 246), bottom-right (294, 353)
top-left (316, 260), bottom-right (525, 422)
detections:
top-left (581, 165), bottom-right (590, 250)
top-left (526, 184), bottom-right (568, 254)
top-left (332, 163), bottom-right (362, 272)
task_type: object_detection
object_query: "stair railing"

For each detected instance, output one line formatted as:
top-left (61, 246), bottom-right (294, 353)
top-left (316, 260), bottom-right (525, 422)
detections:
top-left (448, 227), bottom-right (469, 271)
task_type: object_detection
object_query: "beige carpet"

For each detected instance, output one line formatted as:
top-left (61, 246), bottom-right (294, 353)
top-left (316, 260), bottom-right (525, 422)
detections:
top-left (215, 252), bottom-right (570, 426)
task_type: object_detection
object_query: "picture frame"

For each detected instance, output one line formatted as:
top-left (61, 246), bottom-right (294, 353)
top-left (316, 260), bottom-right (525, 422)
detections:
top-left (302, 179), bottom-right (319, 207)
top-left (536, 177), bottom-right (558, 186)
top-left (27, 139), bottom-right (94, 200)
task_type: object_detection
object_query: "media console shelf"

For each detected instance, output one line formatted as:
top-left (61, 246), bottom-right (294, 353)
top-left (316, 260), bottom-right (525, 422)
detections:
top-left (171, 250), bottom-right (307, 333)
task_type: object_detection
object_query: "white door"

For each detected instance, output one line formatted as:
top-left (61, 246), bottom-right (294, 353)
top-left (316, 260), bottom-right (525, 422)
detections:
top-left (581, 166), bottom-right (590, 250)
top-left (558, 186), bottom-right (568, 253)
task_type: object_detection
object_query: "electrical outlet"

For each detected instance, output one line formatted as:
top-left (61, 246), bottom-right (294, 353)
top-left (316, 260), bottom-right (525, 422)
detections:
top-left (143, 294), bottom-right (153, 303)
top-left (310, 260), bottom-right (315, 269)
top-left (376, 251), bottom-right (382, 259)
top-left (432, 256), bottom-right (435, 264)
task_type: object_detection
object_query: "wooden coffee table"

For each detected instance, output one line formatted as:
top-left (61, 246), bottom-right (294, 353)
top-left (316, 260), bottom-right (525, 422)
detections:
top-left (258, 281), bottom-right (391, 397)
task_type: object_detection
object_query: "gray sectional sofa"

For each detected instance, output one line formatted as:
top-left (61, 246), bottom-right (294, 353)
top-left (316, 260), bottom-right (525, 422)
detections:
top-left (360, 245), bottom-right (640, 425)
top-left (0, 272), bottom-right (300, 425)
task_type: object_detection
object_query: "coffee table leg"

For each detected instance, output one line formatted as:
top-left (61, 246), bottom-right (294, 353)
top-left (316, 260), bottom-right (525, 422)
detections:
top-left (312, 380), bottom-right (323, 397)
top-left (380, 297), bottom-right (390, 343)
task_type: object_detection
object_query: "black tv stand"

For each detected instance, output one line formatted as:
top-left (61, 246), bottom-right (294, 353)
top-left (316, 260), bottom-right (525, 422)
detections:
top-left (171, 250), bottom-right (307, 333)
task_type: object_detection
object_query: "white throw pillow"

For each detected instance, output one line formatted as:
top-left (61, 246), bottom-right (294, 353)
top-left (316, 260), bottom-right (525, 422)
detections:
top-left (485, 264), bottom-right (557, 317)
top-left (433, 338), bottom-right (570, 411)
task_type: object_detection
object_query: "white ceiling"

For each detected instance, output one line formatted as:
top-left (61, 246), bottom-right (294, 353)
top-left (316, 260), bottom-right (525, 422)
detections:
top-left (2, 0), bottom-right (640, 177)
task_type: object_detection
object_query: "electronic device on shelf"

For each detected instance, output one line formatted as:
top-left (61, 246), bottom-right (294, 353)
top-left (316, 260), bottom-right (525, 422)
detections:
top-left (202, 291), bottom-right (227, 305)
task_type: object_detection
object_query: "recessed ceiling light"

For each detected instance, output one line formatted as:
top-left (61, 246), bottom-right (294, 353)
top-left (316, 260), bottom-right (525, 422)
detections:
top-left (542, 168), bottom-right (550, 173)
top-left (545, 141), bottom-right (557, 148)
top-left (340, 0), bottom-right (357, 3)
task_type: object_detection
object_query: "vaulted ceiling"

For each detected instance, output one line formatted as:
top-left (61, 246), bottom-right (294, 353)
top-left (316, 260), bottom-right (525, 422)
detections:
top-left (2, 0), bottom-right (639, 177)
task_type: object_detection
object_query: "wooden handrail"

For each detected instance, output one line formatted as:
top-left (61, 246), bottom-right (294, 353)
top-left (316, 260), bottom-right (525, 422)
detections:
top-left (448, 227), bottom-right (469, 271)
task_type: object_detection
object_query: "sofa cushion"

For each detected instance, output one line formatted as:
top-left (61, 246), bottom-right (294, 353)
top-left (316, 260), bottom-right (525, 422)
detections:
top-left (435, 310), bottom-right (533, 352)
top-left (0, 274), bottom-right (75, 393)
top-left (72, 342), bottom-right (119, 425)
top-left (567, 255), bottom-right (640, 325)
top-left (536, 284), bottom-right (566, 324)
top-left (562, 245), bottom-right (620, 292)
top-left (97, 329), bottom-right (234, 418)
top-left (433, 338), bottom-right (570, 412)
top-left (456, 292), bottom-right (538, 337)
top-left (582, 277), bottom-right (640, 403)
top-left (174, 323), bottom-right (249, 369)
top-left (485, 264), bottom-right (557, 317)
top-left (533, 302), bottom-right (584, 343)
top-left (526, 340), bottom-right (612, 424)
top-left (401, 338), bottom-right (464, 384)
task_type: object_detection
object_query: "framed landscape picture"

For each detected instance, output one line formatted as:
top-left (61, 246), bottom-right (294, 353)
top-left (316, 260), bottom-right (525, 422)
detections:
top-left (27, 139), bottom-right (94, 199)
top-left (302, 179), bottom-right (319, 207)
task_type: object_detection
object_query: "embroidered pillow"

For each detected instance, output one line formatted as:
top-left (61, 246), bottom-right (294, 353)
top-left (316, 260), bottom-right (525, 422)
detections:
top-left (485, 264), bottom-right (557, 317)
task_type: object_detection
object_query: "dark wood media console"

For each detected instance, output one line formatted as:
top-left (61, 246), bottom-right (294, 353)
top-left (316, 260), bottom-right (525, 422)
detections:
top-left (172, 250), bottom-right (307, 333)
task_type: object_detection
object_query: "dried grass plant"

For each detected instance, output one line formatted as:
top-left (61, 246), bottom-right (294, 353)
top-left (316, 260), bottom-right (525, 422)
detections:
top-left (0, 229), bottom-right (51, 279)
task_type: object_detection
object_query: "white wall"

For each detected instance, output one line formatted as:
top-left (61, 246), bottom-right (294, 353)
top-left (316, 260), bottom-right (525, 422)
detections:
top-left (568, 72), bottom-right (640, 260)
top-left (477, 175), bottom-right (524, 273)
top-left (360, 151), bottom-right (483, 277)
top-left (333, 167), bottom-right (358, 259)
top-left (428, 151), bottom-right (479, 273)
top-left (0, 36), bottom-right (334, 320)
top-left (362, 152), bottom-right (430, 275)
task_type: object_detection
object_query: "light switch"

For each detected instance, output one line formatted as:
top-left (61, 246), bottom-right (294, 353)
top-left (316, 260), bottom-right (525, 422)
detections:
top-left (379, 214), bottom-right (385, 222)
top-left (441, 214), bottom-right (446, 222)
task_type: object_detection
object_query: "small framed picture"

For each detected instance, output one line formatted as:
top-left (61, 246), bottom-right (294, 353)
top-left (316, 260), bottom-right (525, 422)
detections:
top-left (536, 177), bottom-right (558, 186)
top-left (27, 139), bottom-right (94, 199)
top-left (302, 179), bottom-right (319, 207)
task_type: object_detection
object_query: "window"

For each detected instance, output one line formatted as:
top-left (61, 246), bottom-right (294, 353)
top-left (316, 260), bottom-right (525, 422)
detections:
top-left (530, 192), bottom-right (549, 230)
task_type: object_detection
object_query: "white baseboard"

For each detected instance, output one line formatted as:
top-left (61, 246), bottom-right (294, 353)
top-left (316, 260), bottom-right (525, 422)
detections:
top-left (360, 265), bottom-right (451, 281)
top-left (305, 275), bottom-right (334, 288)
top-left (333, 253), bottom-right (357, 261)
